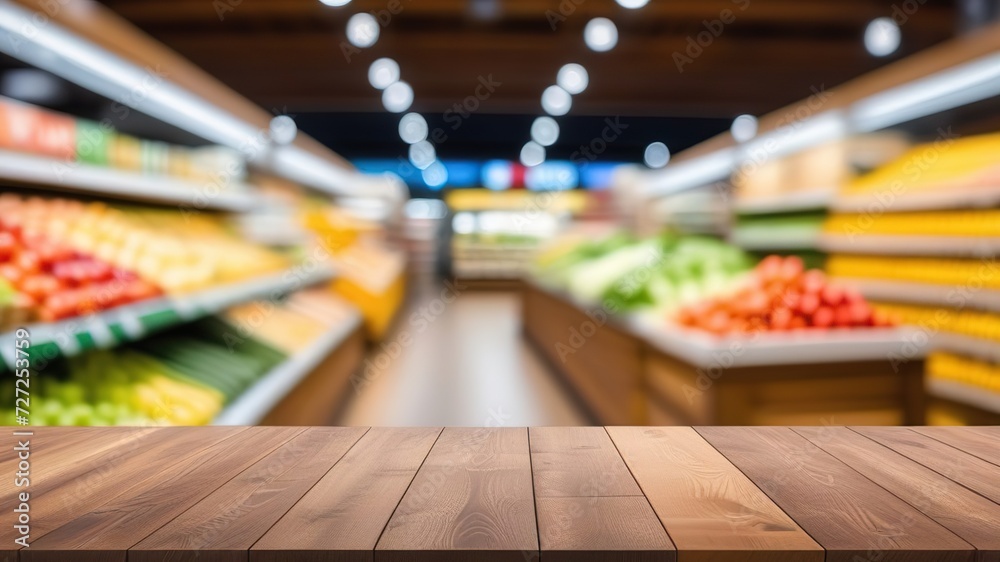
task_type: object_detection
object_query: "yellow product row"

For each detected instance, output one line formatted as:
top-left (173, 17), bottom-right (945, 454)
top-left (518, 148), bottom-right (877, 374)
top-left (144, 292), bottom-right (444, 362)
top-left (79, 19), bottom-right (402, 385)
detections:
top-left (928, 351), bottom-right (1000, 394)
top-left (10, 196), bottom-right (288, 293)
top-left (827, 255), bottom-right (1000, 290)
top-left (824, 210), bottom-right (1000, 238)
top-left (842, 132), bottom-right (1000, 195)
top-left (872, 302), bottom-right (1000, 344)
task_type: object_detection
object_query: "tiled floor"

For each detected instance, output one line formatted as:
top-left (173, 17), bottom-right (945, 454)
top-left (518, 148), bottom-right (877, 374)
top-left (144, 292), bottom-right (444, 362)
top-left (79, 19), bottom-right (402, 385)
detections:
top-left (337, 287), bottom-right (590, 426)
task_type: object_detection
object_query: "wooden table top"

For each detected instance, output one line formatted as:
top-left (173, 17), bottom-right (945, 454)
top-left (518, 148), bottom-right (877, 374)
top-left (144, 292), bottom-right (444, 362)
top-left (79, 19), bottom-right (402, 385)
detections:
top-left (3, 426), bottom-right (998, 562)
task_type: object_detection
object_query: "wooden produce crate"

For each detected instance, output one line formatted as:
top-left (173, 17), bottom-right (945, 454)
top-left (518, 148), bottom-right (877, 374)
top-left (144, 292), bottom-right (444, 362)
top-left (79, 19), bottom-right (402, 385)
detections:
top-left (636, 321), bottom-right (927, 426)
top-left (522, 281), bottom-right (647, 425)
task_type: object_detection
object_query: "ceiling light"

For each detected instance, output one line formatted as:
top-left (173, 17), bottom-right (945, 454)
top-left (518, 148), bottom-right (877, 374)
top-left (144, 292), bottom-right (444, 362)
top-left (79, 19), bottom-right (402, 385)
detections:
top-left (541, 85), bottom-right (572, 116)
top-left (584, 18), bottom-right (618, 52)
top-left (530, 117), bottom-right (560, 147)
top-left (382, 81), bottom-right (413, 113)
top-left (520, 141), bottom-right (545, 167)
top-left (615, 0), bottom-right (649, 7)
top-left (557, 63), bottom-right (589, 95)
top-left (269, 115), bottom-right (297, 145)
top-left (399, 113), bottom-right (428, 144)
top-left (368, 58), bottom-right (399, 90)
top-left (731, 114), bottom-right (758, 143)
top-left (643, 142), bottom-right (670, 168)
top-left (320, 0), bottom-right (351, 6)
top-left (422, 160), bottom-right (448, 189)
top-left (409, 140), bottom-right (436, 170)
top-left (346, 13), bottom-right (379, 48)
top-left (865, 17), bottom-right (901, 57)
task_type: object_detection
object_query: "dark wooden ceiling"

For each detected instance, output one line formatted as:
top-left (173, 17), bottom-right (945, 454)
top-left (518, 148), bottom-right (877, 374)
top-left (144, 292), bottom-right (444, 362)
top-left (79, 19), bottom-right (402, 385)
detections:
top-left (98, 0), bottom-right (960, 119)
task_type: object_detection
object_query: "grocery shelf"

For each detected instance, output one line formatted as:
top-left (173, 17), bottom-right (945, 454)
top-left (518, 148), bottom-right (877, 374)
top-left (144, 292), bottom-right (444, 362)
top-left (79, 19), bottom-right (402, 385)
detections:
top-left (0, 265), bottom-right (336, 369)
top-left (820, 234), bottom-right (1000, 258)
top-left (730, 228), bottom-right (822, 251)
top-left (831, 185), bottom-right (1000, 214)
top-left (0, 149), bottom-right (260, 211)
top-left (629, 316), bottom-right (926, 368)
top-left (927, 379), bottom-right (1000, 414)
top-left (213, 310), bottom-right (363, 425)
top-left (835, 277), bottom-right (1000, 312)
top-left (733, 189), bottom-right (835, 215)
top-left (933, 332), bottom-right (1000, 363)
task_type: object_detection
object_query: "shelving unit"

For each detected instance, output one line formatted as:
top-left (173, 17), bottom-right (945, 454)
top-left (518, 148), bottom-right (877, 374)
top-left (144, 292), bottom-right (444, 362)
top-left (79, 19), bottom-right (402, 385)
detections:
top-left (0, 149), bottom-right (261, 212)
top-left (0, 265), bottom-right (336, 369)
top-left (0, 1), bottom-right (391, 427)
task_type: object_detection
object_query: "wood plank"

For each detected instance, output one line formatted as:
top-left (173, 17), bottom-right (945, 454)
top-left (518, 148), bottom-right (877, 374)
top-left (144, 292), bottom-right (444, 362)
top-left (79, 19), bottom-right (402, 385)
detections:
top-left (530, 427), bottom-right (675, 561)
top-left (793, 427), bottom-right (1000, 562)
top-left (130, 427), bottom-right (368, 562)
top-left (22, 427), bottom-right (303, 562)
top-left (607, 426), bottom-right (822, 562)
top-left (4, 426), bottom-right (240, 549)
top-left (528, 427), bottom-right (642, 497)
top-left (536, 497), bottom-right (676, 562)
top-left (853, 427), bottom-right (1000, 505)
top-left (251, 426), bottom-right (442, 562)
top-left (909, 427), bottom-right (1000, 468)
top-left (698, 426), bottom-right (975, 562)
top-left (375, 427), bottom-right (538, 562)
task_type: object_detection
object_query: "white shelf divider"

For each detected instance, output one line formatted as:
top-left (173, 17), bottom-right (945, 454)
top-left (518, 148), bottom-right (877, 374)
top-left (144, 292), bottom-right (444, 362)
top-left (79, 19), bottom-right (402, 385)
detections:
top-left (837, 277), bottom-right (1000, 313)
top-left (820, 234), bottom-right (1000, 258)
top-left (0, 264), bottom-right (336, 368)
top-left (0, 149), bottom-right (259, 211)
top-left (927, 379), bottom-right (1000, 414)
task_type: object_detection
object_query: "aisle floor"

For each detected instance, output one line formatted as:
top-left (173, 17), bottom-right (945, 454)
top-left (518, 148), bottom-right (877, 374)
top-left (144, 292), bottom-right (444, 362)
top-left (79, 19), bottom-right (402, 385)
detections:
top-left (337, 287), bottom-right (590, 426)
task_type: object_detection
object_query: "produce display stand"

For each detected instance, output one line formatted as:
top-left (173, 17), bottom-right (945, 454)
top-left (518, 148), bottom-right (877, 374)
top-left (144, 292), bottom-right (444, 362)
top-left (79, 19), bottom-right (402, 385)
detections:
top-left (522, 279), bottom-right (927, 425)
top-left (12, 426), bottom-right (998, 561)
top-left (522, 281), bottom-right (646, 426)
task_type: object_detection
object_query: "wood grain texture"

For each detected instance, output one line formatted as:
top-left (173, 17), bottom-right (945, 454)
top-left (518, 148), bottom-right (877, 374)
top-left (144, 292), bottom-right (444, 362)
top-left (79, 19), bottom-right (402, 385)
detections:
top-left (698, 426), bottom-right (975, 562)
top-left (11, 427), bottom-right (242, 549)
top-left (853, 427), bottom-right (1000, 505)
top-left (909, 426), bottom-right (1000, 467)
top-left (529, 427), bottom-right (642, 497)
top-left (537, 497), bottom-right (675, 562)
top-left (131, 427), bottom-right (368, 562)
top-left (22, 427), bottom-right (303, 562)
top-left (375, 427), bottom-right (538, 562)
top-left (1, 427), bottom-right (159, 551)
top-left (251, 426), bottom-right (442, 562)
top-left (794, 427), bottom-right (1000, 562)
top-left (530, 427), bottom-right (674, 561)
top-left (607, 426), bottom-right (822, 562)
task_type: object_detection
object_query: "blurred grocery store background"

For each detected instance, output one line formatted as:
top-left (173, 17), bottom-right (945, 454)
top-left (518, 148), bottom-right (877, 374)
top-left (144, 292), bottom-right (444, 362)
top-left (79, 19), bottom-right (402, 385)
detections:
top-left (1, 0), bottom-right (999, 427)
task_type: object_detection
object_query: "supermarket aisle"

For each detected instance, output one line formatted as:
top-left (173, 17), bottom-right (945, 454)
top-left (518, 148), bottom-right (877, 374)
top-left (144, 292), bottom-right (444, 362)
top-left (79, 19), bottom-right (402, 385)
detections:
top-left (337, 286), bottom-right (589, 426)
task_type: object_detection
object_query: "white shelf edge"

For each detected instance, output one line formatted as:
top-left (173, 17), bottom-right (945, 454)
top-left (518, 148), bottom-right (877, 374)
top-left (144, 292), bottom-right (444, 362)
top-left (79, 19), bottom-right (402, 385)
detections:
top-left (0, 264), bottom-right (336, 367)
top-left (733, 188), bottom-right (836, 215)
top-left (213, 310), bottom-right (363, 425)
top-left (831, 185), bottom-right (1000, 214)
top-left (933, 332), bottom-right (1000, 363)
top-left (927, 379), bottom-right (1000, 414)
top-left (820, 234), bottom-right (1000, 258)
top-left (730, 228), bottom-right (823, 251)
top-left (836, 277), bottom-right (1000, 313)
top-left (630, 315), bottom-right (927, 368)
top-left (0, 149), bottom-right (260, 212)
